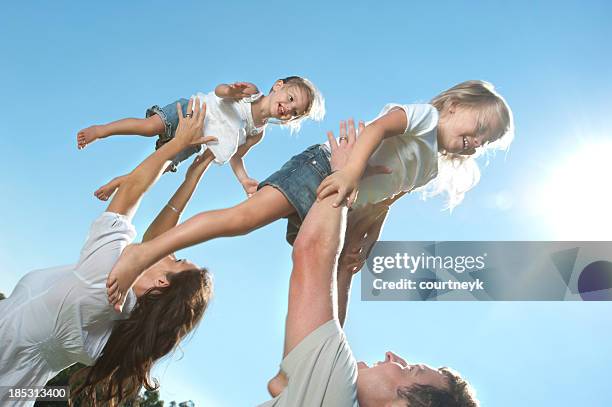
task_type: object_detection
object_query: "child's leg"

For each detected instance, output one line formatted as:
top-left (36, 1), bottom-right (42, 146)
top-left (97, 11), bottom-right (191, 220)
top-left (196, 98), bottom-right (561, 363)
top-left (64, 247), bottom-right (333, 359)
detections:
top-left (107, 186), bottom-right (295, 310)
top-left (77, 115), bottom-right (165, 149)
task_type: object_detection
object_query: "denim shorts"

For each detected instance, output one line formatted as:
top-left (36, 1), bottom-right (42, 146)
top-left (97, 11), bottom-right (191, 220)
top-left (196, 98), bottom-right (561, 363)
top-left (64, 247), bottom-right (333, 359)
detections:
top-left (146, 98), bottom-right (202, 172)
top-left (258, 144), bottom-right (332, 245)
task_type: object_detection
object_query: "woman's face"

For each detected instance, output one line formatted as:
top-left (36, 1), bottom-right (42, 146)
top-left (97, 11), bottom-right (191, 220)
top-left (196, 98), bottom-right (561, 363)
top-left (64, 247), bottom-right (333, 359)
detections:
top-left (132, 255), bottom-right (199, 297)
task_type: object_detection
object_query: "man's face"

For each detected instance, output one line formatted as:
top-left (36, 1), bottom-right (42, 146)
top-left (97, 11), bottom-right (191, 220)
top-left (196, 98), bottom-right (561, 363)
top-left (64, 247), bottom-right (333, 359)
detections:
top-left (356, 351), bottom-right (449, 406)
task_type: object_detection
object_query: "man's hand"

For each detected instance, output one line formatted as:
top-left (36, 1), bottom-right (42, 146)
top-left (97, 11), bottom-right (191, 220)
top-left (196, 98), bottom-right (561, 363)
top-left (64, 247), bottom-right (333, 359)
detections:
top-left (339, 202), bottom-right (390, 274)
top-left (317, 119), bottom-right (391, 208)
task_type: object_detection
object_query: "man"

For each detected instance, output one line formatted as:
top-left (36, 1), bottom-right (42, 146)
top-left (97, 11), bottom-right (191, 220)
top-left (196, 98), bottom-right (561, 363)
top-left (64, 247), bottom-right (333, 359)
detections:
top-left (259, 121), bottom-right (479, 407)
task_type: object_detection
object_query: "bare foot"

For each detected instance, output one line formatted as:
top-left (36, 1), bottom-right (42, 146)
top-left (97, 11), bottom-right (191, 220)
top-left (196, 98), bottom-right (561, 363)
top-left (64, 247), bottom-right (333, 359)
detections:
top-left (94, 176), bottom-right (123, 201)
top-left (77, 125), bottom-right (107, 149)
top-left (107, 243), bottom-right (147, 312)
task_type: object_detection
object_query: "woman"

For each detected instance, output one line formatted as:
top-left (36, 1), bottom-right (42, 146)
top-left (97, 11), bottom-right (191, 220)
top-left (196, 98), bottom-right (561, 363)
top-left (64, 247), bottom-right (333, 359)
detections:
top-left (0, 100), bottom-right (215, 405)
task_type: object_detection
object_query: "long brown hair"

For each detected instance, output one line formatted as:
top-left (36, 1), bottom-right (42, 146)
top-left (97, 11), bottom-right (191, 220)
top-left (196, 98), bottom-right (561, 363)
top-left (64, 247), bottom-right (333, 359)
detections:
top-left (70, 268), bottom-right (213, 406)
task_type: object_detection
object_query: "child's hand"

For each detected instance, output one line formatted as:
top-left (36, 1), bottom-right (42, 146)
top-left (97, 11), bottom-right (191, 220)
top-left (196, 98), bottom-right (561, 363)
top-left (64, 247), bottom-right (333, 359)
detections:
top-left (240, 177), bottom-right (259, 197)
top-left (227, 82), bottom-right (259, 99)
top-left (174, 98), bottom-right (218, 147)
top-left (316, 119), bottom-right (361, 207)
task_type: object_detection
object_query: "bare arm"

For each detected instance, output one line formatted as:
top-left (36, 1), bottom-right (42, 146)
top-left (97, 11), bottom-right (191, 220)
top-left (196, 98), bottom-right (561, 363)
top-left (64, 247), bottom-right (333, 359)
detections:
top-left (317, 108), bottom-right (408, 207)
top-left (142, 150), bottom-right (215, 242)
top-left (106, 99), bottom-right (214, 219)
top-left (229, 132), bottom-right (264, 196)
top-left (283, 123), bottom-right (356, 357)
top-left (215, 82), bottom-right (259, 100)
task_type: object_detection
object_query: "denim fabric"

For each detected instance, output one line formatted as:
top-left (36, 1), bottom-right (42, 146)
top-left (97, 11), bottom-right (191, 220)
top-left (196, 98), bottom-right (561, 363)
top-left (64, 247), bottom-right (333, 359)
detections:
top-left (258, 144), bottom-right (332, 245)
top-left (146, 98), bottom-right (202, 172)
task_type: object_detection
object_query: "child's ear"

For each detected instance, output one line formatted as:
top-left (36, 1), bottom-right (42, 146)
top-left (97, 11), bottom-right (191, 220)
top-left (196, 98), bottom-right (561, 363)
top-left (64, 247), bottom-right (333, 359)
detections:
top-left (272, 80), bottom-right (284, 91)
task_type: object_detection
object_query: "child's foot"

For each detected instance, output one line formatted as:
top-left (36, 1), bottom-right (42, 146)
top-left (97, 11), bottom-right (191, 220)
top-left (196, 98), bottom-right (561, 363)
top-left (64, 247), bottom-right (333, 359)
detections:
top-left (94, 176), bottom-right (123, 201)
top-left (77, 125), bottom-right (106, 149)
top-left (106, 243), bottom-right (148, 312)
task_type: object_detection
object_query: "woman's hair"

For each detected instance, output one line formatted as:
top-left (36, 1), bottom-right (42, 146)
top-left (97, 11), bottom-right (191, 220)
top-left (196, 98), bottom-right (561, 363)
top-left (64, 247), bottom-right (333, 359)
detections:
top-left (271, 76), bottom-right (326, 133)
top-left (397, 367), bottom-right (479, 407)
top-left (70, 268), bottom-right (213, 406)
top-left (420, 80), bottom-right (515, 210)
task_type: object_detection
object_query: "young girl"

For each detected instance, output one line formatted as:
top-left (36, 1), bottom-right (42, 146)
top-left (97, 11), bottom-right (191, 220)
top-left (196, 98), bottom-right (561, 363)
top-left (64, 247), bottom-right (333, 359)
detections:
top-left (106, 80), bottom-right (515, 311)
top-left (77, 76), bottom-right (325, 197)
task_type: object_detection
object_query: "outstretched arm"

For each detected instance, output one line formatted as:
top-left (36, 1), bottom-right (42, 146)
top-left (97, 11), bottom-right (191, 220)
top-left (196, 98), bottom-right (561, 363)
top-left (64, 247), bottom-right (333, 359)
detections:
top-left (282, 123), bottom-right (356, 357)
top-left (215, 82), bottom-right (259, 100)
top-left (106, 99), bottom-right (215, 219)
top-left (142, 150), bottom-right (215, 242)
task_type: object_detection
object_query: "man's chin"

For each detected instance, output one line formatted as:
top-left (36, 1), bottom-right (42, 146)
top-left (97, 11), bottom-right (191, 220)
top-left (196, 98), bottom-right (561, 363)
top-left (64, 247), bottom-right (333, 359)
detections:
top-left (357, 361), bottom-right (370, 370)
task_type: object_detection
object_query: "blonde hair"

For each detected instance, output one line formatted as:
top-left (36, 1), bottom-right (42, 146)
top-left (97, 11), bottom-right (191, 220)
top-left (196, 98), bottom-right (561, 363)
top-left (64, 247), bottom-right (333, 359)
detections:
top-left (419, 80), bottom-right (515, 210)
top-left (271, 76), bottom-right (325, 133)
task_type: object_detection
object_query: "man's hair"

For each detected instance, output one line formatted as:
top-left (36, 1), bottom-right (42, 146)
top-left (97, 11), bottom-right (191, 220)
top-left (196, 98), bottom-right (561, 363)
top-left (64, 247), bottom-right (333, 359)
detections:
top-left (396, 367), bottom-right (479, 407)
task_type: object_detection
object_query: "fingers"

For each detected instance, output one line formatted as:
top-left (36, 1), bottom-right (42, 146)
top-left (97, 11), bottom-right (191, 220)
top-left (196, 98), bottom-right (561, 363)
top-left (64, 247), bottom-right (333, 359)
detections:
top-left (317, 183), bottom-right (338, 201)
top-left (316, 176), bottom-right (331, 196)
top-left (200, 136), bottom-right (218, 145)
top-left (326, 131), bottom-right (337, 150)
top-left (339, 120), bottom-right (347, 141)
top-left (347, 118), bottom-right (356, 144)
top-left (197, 101), bottom-right (207, 125)
top-left (176, 102), bottom-right (183, 122)
top-left (192, 96), bottom-right (201, 118)
top-left (332, 188), bottom-right (347, 207)
top-left (347, 189), bottom-right (358, 207)
top-left (186, 97), bottom-right (194, 117)
top-left (358, 120), bottom-right (365, 134)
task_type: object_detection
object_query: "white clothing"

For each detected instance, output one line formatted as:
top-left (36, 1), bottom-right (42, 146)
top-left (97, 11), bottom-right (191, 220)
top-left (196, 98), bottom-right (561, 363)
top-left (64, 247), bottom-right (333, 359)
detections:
top-left (194, 91), bottom-right (267, 164)
top-left (0, 212), bottom-right (137, 406)
top-left (324, 103), bottom-right (439, 207)
top-left (258, 319), bottom-right (359, 407)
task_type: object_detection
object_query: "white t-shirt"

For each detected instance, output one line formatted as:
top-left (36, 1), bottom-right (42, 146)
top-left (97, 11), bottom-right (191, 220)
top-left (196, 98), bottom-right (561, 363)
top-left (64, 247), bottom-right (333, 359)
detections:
top-left (324, 103), bottom-right (439, 207)
top-left (194, 92), bottom-right (267, 164)
top-left (0, 212), bottom-right (137, 406)
top-left (258, 319), bottom-right (359, 407)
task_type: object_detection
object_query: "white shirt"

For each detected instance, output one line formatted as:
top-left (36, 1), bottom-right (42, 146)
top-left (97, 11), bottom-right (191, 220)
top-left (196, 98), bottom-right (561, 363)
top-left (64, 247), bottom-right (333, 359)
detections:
top-left (258, 319), bottom-right (358, 407)
top-left (324, 103), bottom-right (439, 207)
top-left (194, 91), bottom-right (267, 164)
top-left (0, 212), bottom-right (137, 405)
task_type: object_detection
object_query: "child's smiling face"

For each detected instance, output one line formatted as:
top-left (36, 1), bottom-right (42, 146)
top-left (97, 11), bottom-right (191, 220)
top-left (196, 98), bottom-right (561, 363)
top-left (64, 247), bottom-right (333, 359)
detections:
top-left (437, 105), bottom-right (498, 155)
top-left (269, 81), bottom-right (310, 122)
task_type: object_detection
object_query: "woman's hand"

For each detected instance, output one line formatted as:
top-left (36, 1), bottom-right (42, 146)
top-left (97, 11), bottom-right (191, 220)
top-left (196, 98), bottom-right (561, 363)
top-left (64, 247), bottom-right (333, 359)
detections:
top-left (173, 97), bottom-right (218, 148)
top-left (185, 150), bottom-right (214, 181)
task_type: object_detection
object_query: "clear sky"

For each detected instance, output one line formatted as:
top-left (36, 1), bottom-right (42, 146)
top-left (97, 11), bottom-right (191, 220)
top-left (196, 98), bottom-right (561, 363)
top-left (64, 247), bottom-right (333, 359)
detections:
top-left (1, 1), bottom-right (611, 406)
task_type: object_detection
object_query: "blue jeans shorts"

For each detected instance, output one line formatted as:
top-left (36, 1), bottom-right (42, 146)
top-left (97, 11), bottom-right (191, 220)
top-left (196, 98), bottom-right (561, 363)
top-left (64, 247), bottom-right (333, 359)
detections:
top-left (258, 144), bottom-right (332, 245)
top-left (146, 98), bottom-right (202, 172)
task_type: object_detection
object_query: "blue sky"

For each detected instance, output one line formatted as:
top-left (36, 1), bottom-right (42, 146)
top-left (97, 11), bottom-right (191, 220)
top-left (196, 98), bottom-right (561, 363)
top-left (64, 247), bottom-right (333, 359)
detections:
top-left (1, 1), bottom-right (611, 406)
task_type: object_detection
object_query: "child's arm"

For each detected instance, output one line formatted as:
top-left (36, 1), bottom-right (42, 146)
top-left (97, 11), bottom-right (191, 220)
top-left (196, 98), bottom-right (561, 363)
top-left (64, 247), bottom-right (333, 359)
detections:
top-left (142, 150), bottom-right (215, 242)
top-left (317, 109), bottom-right (408, 207)
top-left (215, 82), bottom-right (259, 100)
top-left (229, 131), bottom-right (264, 197)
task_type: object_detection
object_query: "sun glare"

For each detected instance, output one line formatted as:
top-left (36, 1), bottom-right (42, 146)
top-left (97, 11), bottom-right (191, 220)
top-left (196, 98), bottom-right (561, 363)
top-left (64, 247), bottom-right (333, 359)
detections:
top-left (534, 139), bottom-right (612, 240)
